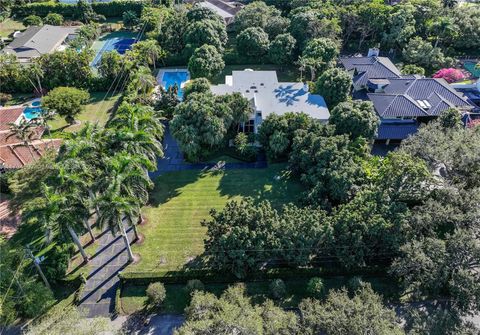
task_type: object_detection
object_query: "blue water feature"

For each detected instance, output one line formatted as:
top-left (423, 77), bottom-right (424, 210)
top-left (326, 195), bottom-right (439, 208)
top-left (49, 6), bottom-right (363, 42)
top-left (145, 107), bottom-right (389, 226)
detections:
top-left (162, 71), bottom-right (189, 99)
top-left (23, 106), bottom-right (43, 120)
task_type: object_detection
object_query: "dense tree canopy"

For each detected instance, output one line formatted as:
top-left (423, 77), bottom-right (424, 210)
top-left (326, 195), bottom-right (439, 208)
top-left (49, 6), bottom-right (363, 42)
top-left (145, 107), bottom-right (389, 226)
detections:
top-left (188, 44), bottom-right (225, 80)
top-left (330, 100), bottom-right (380, 141)
top-left (314, 68), bottom-right (352, 108)
top-left (236, 27), bottom-right (270, 59)
top-left (42, 87), bottom-right (90, 124)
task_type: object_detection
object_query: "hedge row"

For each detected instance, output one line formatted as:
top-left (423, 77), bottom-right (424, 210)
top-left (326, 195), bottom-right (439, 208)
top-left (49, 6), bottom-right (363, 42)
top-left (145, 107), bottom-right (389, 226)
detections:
top-left (119, 266), bottom-right (387, 286)
top-left (12, 0), bottom-right (145, 18)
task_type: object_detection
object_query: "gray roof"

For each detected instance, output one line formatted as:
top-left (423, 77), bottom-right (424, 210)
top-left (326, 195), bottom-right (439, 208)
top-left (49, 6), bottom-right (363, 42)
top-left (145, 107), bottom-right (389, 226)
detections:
top-left (211, 70), bottom-right (330, 120)
top-left (3, 25), bottom-right (79, 61)
top-left (339, 56), bottom-right (402, 87)
top-left (367, 77), bottom-right (473, 118)
top-left (197, 0), bottom-right (242, 24)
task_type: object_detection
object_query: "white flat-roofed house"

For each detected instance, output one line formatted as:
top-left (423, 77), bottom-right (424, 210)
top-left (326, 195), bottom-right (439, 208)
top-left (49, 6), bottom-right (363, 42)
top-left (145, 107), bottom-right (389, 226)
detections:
top-left (210, 70), bottom-right (330, 133)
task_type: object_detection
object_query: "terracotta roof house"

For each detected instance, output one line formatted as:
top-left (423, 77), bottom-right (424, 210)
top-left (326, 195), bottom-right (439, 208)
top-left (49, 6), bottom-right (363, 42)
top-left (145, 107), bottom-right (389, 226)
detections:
top-left (0, 106), bottom-right (61, 169)
top-left (2, 25), bottom-right (79, 63)
top-left (211, 70), bottom-right (329, 133)
top-left (339, 50), bottom-right (474, 143)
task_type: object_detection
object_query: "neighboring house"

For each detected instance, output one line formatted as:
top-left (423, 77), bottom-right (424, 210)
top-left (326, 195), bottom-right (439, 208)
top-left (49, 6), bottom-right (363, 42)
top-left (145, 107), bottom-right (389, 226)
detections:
top-left (210, 70), bottom-right (330, 133)
top-left (2, 25), bottom-right (79, 63)
top-left (339, 50), bottom-right (474, 144)
top-left (186, 0), bottom-right (243, 25)
top-left (0, 106), bottom-right (61, 169)
top-left (340, 49), bottom-right (402, 92)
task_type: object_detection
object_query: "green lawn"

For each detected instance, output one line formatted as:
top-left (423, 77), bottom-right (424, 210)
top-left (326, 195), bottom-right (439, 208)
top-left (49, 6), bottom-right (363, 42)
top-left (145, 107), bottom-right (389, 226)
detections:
top-left (127, 164), bottom-right (304, 273)
top-left (0, 19), bottom-right (25, 38)
top-left (48, 91), bottom-right (121, 133)
top-left (211, 64), bottom-right (299, 85)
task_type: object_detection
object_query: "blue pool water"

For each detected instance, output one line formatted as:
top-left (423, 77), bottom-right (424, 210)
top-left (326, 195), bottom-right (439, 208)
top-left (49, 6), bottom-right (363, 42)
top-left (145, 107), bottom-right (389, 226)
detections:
top-left (91, 37), bottom-right (137, 67)
top-left (161, 71), bottom-right (190, 99)
top-left (23, 106), bottom-right (43, 120)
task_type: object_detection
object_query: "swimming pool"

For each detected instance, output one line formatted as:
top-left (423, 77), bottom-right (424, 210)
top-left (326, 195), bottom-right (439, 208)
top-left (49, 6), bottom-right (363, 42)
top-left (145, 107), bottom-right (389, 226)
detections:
top-left (159, 70), bottom-right (190, 99)
top-left (91, 35), bottom-right (137, 67)
top-left (23, 106), bottom-right (43, 120)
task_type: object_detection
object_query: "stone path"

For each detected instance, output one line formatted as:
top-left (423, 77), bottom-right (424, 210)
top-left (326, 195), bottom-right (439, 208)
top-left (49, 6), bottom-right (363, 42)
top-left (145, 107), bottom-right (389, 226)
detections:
top-left (151, 123), bottom-right (267, 178)
top-left (77, 225), bottom-right (134, 318)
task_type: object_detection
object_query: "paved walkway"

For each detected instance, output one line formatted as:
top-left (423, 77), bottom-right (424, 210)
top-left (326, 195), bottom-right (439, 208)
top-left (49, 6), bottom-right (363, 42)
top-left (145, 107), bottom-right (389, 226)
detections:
top-left (151, 124), bottom-right (267, 178)
top-left (77, 225), bottom-right (135, 318)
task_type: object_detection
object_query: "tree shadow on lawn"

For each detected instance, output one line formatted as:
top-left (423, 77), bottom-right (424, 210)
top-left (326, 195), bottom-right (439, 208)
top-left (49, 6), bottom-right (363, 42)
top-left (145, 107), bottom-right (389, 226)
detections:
top-left (216, 166), bottom-right (304, 209)
top-left (148, 170), bottom-right (206, 207)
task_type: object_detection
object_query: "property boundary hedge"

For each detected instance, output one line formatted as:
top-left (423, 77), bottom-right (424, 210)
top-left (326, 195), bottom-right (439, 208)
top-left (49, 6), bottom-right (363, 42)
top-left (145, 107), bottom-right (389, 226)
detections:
top-left (119, 266), bottom-right (386, 286)
top-left (12, 1), bottom-right (145, 18)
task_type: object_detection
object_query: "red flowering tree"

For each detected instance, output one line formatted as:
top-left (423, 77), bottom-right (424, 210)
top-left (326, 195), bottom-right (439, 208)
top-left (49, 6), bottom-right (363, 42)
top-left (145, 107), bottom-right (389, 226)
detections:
top-left (433, 68), bottom-right (466, 83)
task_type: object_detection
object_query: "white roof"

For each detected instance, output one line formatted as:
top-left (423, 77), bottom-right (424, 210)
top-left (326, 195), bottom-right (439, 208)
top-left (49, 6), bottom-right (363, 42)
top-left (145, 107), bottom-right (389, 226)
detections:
top-left (211, 70), bottom-right (330, 120)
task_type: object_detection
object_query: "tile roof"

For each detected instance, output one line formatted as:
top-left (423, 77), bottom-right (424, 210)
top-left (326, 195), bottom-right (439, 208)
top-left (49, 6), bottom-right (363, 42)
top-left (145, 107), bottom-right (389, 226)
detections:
top-left (377, 120), bottom-right (419, 140)
top-left (339, 56), bottom-right (402, 87)
top-left (368, 77), bottom-right (473, 118)
top-left (0, 139), bottom-right (62, 169)
top-left (0, 106), bottom-right (25, 131)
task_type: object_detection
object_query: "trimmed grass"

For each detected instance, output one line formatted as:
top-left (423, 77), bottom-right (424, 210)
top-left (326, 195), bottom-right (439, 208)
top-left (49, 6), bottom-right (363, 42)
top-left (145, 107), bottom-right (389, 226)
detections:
top-left (48, 91), bottom-right (120, 133)
top-left (0, 19), bottom-right (25, 38)
top-left (127, 164), bottom-right (304, 273)
top-left (211, 64), bottom-right (299, 85)
top-left (120, 276), bottom-right (399, 315)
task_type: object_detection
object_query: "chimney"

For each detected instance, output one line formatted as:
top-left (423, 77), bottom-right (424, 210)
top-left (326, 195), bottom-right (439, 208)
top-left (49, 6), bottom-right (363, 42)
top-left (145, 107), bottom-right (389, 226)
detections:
top-left (367, 48), bottom-right (380, 58)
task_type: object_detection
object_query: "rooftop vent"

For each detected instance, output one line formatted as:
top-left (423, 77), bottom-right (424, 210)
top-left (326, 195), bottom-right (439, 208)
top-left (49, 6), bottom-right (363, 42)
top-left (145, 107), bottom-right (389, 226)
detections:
top-left (254, 90), bottom-right (258, 93)
top-left (260, 83), bottom-right (264, 86)
top-left (246, 90), bottom-right (250, 93)
top-left (250, 86), bottom-right (257, 89)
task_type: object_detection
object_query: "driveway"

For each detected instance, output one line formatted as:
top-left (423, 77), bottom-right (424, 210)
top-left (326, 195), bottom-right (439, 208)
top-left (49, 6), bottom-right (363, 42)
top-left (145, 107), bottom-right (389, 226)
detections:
top-left (150, 123), bottom-right (267, 178)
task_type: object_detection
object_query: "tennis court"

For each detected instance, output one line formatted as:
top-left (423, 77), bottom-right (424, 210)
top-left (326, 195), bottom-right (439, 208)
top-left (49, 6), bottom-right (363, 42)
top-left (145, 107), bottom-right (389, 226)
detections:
top-left (91, 31), bottom-right (137, 67)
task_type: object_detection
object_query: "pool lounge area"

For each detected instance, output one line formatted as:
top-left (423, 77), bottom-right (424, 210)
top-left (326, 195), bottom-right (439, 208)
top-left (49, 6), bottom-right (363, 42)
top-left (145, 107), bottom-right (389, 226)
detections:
top-left (157, 69), bottom-right (190, 99)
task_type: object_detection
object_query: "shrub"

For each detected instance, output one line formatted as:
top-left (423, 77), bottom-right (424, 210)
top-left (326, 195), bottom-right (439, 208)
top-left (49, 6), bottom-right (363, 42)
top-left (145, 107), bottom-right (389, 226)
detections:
top-left (307, 277), bottom-right (325, 298)
top-left (347, 276), bottom-right (364, 293)
top-left (185, 279), bottom-right (205, 294)
top-left (146, 282), bottom-right (166, 306)
top-left (23, 15), bottom-right (43, 26)
top-left (44, 243), bottom-right (75, 281)
top-left (269, 279), bottom-right (286, 300)
top-left (0, 92), bottom-right (12, 105)
top-left (44, 13), bottom-right (64, 25)
top-left (433, 68), bottom-right (466, 83)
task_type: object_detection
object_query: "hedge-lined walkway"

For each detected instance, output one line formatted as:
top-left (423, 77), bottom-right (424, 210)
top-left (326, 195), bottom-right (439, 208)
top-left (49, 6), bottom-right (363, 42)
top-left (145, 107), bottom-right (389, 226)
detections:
top-left (77, 225), bottom-right (134, 317)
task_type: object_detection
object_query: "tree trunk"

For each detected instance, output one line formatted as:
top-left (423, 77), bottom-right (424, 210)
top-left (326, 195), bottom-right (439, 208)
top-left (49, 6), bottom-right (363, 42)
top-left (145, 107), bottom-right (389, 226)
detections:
top-left (132, 224), bottom-right (139, 241)
top-left (67, 225), bottom-right (89, 263)
top-left (88, 189), bottom-right (100, 217)
top-left (85, 218), bottom-right (95, 242)
top-left (119, 222), bottom-right (134, 262)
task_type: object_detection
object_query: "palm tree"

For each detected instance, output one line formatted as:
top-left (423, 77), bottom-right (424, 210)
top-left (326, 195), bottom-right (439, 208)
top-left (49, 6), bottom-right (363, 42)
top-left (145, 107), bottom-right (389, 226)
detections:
top-left (58, 123), bottom-right (105, 219)
top-left (8, 119), bottom-right (37, 161)
top-left (56, 159), bottom-right (96, 242)
top-left (99, 152), bottom-right (154, 205)
top-left (297, 57), bottom-right (308, 82)
top-left (27, 62), bottom-right (44, 96)
top-left (96, 191), bottom-right (140, 262)
top-left (109, 104), bottom-right (164, 140)
top-left (23, 184), bottom-right (90, 263)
